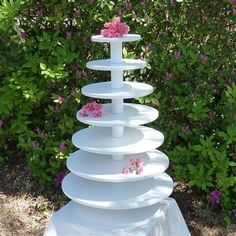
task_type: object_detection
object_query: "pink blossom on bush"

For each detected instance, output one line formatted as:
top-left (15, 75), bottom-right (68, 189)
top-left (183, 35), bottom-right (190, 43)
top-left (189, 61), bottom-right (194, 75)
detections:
top-left (101, 17), bottom-right (130, 38)
top-left (0, 119), bottom-right (3, 127)
top-left (88, 0), bottom-right (94, 4)
top-left (54, 104), bottom-right (60, 111)
top-left (60, 143), bottom-right (67, 152)
top-left (75, 10), bottom-right (80, 17)
top-left (130, 158), bottom-right (136, 167)
top-left (54, 172), bottom-right (66, 187)
top-left (141, 0), bottom-right (146, 8)
top-left (174, 50), bottom-right (181, 58)
top-left (233, 8), bottom-right (236, 14)
top-left (66, 31), bottom-right (72, 39)
top-left (56, 95), bottom-right (65, 103)
top-left (230, 0), bottom-right (236, 5)
top-left (209, 189), bottom-right (221, 204)
top-left (20, 32), bottom-right (29, 40)
top-left (208, 111), bottom-right (217, 118)
top-left (125, 2), bottom-right (132, 10)
top-left (200, 54), bottom-right (208, 62)
top-left (166, 71), bottom-right (173, 78)
top-left (233, 209), bottom-right (236, 220)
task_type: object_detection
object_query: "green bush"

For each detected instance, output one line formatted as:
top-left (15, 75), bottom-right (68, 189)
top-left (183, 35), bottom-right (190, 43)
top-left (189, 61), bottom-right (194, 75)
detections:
top-left (0, 0), bottom-right (235, 223)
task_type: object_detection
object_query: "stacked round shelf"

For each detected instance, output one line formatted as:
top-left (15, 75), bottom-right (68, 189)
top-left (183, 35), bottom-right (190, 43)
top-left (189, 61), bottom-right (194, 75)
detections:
top-left (44, 34), bottom-right (190, 236)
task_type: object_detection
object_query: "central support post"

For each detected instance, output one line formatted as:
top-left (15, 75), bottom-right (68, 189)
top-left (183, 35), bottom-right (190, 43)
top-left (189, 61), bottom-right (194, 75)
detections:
top-left (110, 41), bottom-right (124, 161)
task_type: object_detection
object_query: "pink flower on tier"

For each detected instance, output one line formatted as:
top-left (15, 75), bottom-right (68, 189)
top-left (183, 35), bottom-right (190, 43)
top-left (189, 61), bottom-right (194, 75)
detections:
top-left (130, 159), bottom-right (137, 167)
top-left (136, 159), bottom-right (144, 166)
top-left (136, 166), bottom-right (144, 175)
top-left (79, 109), bottom-right (90, 117)
top-left (101, 17), bottom-right (130, 38)
top-left (92, 110), bottom-right (102, 118)
top-left (122, 167), bottom-right (130, 174)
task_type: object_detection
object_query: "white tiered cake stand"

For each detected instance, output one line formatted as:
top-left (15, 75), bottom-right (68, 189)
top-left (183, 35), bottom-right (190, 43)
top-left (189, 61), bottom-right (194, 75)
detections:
top-left (44, 34), bottom-right (191, 236)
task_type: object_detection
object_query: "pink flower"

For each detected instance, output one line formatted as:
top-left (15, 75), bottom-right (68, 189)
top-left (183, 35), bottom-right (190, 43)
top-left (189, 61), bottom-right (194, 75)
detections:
top-left (66, 31), bottom-right (72, 39)
top-left (174, 50), bottom-right (181, 58)
top-left (101, 17), bottom-right (130, 38)
top-left (136, 166), bottom-right (143, 175)
top-left (88, 0), bottom-right (94, 4)
top-left (56, 95), bottom-right (65, 103)
top-left (70, 89), bottom-right (77, 96)
top-left (35, 8), bottom-right (44, 16)
top-left (54, 104), bottom-right (60, 111)
top-left (54, 172), bottom-right (66, 187)
top-left (136, 159), bottom-right (144, 166)
top-left (92, 110), bottom-right (102, 118)
top-left (233, 8), bottom-right (236, 14)
top-left (208, 111), bottom-right (217, 118)
top-left (125, 2), bottom-right (132, 10)
top-left (132, 10), bottom-right (136, 18)
top-left (233, 209), bottom-right (236, 220)
top-left (166, 71), bottom-right (173, 78)
top-left (79, 109), bottom-right (90, 117)
top-left (130, 159), bottom-right (137, 167)
top-left (200, 54), bottom-right (208, 62)
top-left (77, 32), bottom-right (81, 39)
top-left (209, 189), bottom-right (221, 204)
top-left (20, 32), bottom-right (29, 40)
top-left (122, 167), bottom-right (130, 174)
top-left (75, 10), bottom-right (80, 17)
top-left (60, 143), bottom-right (67, 152)
top-left (81, 71), bottom-right (87, 77)
top-left (118, 10), bottom-right (126, 17)
top-left (230, 0), bottom-right (236, 5)
top-left (0, 119), bottom-right (3, 127)
top-left (144, 43), bottom-right (152, 53)
top-left (76, 69), bottom-right (82, 77)
top-left (170, 0), bottom-right (176, 6)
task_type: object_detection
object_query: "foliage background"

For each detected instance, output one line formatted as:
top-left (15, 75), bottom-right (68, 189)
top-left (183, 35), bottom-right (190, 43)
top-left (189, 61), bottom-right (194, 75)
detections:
top-left (0, 0), bottom-right (235, 223)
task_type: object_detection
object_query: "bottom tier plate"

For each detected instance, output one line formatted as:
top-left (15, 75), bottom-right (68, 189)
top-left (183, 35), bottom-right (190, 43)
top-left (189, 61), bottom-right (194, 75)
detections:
top-left (44, 198), bottom-right (191, 236)
top-left (62, 172), bottom-right (173, 209)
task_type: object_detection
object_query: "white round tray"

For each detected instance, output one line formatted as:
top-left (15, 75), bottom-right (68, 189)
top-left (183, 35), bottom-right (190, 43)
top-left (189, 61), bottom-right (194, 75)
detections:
top-left (67, 150), bottom-right (169, 182)
top-left (76, 103), bottom-right (159, 127)
top-left (91, 34), bottom-right (141, 43)
top-left (81, 82), bottom-right (153, 99)
top-left (86, 59), bottom-right (146, 71)
top-left (62, 172), bottom-right (173, 209)
top-left (72, 126), bottom-right (164, 155)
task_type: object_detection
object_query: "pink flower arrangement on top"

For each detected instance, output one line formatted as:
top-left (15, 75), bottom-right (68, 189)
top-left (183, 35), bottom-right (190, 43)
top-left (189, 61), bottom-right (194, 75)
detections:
top-left (79, 101), bottom-right (102, 118)
top-left (101, 17), bottom-right (130, 38)
top-left (122, 158), bottom-right (144, 175)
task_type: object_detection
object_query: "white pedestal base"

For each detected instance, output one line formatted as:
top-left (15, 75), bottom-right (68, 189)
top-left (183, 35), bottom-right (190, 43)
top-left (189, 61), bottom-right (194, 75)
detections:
top-left (44, 198), bottom-right (190, 236)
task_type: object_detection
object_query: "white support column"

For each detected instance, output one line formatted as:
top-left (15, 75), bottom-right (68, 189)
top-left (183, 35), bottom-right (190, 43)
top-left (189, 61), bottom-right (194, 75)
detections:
top-left (110, 42), bottom-right (122, 63)
top-left (110, 41), bottom-right (124, 161)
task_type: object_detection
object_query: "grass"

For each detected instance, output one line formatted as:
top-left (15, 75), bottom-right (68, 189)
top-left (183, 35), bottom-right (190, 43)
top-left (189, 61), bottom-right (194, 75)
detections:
top-left (0, 161), bottom-right (235, 236)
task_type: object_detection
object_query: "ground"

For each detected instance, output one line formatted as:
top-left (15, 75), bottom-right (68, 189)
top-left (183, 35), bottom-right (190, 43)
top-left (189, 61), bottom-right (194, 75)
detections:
top-left (0, 161), bottom-right (235, 236)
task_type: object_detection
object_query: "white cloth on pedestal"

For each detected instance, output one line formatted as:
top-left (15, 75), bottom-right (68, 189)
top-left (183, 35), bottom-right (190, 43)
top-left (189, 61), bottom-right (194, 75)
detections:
top-left (44, 197), bottom-right (191, 236)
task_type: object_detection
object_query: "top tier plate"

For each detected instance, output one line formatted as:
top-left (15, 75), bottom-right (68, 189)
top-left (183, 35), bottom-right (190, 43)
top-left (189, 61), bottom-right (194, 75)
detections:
top-left (91, 34), bottom-right (141, 43)
top-left (86, 59), bottom-right (146, 71)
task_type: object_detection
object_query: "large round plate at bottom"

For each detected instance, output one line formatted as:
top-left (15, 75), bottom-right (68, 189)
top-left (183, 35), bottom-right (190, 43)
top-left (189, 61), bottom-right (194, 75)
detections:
top-left (62, 172), bottom-right (173, 210)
